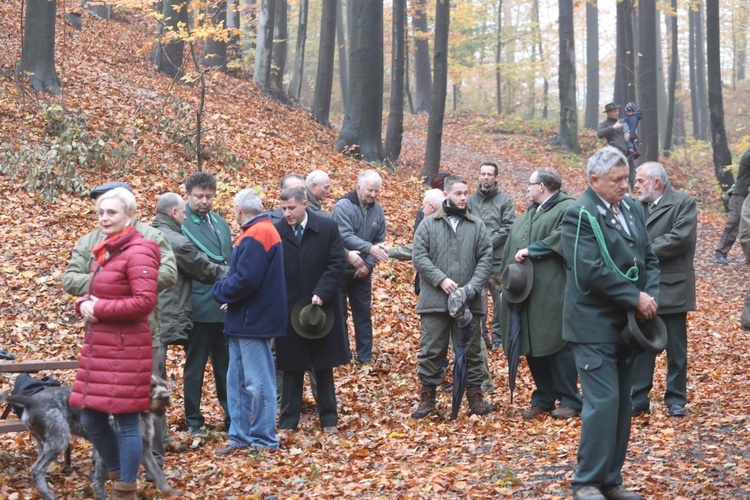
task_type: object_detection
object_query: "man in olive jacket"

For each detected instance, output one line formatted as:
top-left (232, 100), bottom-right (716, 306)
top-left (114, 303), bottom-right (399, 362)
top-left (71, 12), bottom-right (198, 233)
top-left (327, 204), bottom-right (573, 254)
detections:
top-left (181, 172), bottom-right (233, 434)
top-left (631, 163), bottom-right (697, 418)
top-left (466, 161), bottom-right (515, 348)
top-left (412, 175), bottom-right (495, 418)
top-left (500, 168), bottom-right (582, 420)
top-left (561, 147), bottom-right (659, 500)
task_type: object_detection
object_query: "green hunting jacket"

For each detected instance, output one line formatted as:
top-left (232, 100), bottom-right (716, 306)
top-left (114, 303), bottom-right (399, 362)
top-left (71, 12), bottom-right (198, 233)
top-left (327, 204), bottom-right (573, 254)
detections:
top-left (62, 220), bottom-right (178, 348)
top-left (182, 206), bottom-right (233, 323)
top-left (466, 183), bottom-right (516, 268)
top-left (412, 207), bottom-right (492, 315)
top-left (500, 191), bottom-right (575, 357)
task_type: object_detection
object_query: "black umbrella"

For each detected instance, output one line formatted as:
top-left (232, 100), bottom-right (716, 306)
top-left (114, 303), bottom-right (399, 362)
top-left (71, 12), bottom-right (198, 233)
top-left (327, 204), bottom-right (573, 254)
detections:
top-left (450, 320), bottom-right (474, 420)
top-left (506, 301), bottom-right (523, 404)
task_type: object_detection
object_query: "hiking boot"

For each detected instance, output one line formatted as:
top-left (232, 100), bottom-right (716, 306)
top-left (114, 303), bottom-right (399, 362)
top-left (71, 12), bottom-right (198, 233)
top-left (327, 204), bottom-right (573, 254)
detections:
top-left (110, 481), bottom-right (137, 500)
top-left (411, 384), bottom-right (437, 418)
top-left (466, 387), bottom-right (496, 415)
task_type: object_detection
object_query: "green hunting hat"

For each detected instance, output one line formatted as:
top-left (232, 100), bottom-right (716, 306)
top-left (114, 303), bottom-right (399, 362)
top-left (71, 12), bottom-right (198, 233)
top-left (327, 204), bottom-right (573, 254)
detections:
top-left (291, 298), bottom-right (334, 340)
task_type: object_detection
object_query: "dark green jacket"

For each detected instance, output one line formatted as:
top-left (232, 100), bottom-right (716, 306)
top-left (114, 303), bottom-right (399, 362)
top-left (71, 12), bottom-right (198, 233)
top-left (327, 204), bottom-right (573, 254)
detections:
top-left (501, 191), bottom-right (575, 357)
top-left (153, 213), bottom-right (228, 345)
top-left (561, 188), bottom-right (660, 344)
top-left (644, 182), bottom-right (697, 314)
top-left (182, 206), bottom-right (233, 323)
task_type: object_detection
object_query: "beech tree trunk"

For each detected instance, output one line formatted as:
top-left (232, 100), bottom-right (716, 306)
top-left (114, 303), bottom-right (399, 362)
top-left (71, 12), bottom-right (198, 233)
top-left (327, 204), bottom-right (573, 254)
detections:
top-left (637, 0), bottom-right (658, 163)
top-left (690, 3), bottom-right (709, 140)
top-left (706, 0), bottom-right (733, 189)
top-left (412, 0), bottom-right (432, 114)
top-left (154, 0), bottom-right (188, 79)
top-left (556, 0), bottom-right (579, 153)
top-left (664, 0), bottom-right (678, 153)
top-left (254, 0), bottom-right (276, 90)
top-left (270, 0), bottom-right (288, 96)
top-left (615, 0), bottom-right (636, 106)
top-left (336, 0), bottom-right (349, 107)
top-left (240, 0), bottom-right (257, 77)
top-left (19, 0), bottom-right (61, 95)
top-left (737, 2), bottom-right (749, 82)
top-left (335, 0), bottom-right (383, 160)
top-left (204, 1), bottom-right (228, 70)
top-left (584, 0), bottom-right (598, 129)
top-left (311, 0), bottom-right (336, 126)
top-left (384, 0), bottom-right (405, 164)
top-left (420, 0), bottom-right (449, 180)
top-left (495, 0), bottom-right (502, 114)
top-left (288, 0), bottom-right (308, 100)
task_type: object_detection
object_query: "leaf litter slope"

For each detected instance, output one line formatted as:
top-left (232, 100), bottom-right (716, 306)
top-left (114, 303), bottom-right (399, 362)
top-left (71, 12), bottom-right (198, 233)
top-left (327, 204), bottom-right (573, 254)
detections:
top-left (0, 3), bottom-right (749, 498)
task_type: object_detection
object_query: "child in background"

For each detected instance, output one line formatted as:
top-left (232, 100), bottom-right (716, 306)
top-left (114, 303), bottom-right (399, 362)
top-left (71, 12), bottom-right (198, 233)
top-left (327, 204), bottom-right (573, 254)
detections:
top-left (623, 102), bottom-right (643, 159)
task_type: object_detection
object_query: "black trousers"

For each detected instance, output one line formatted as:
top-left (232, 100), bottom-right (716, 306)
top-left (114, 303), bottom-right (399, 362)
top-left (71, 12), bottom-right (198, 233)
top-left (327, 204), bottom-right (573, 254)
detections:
top-left (527, 343), bottom-right (582, 411)
top-left (183, 322), bottom-right (230, 428)
top-left (340, 275), bottom-right (373, 363)
top-left (279, 369), bottom-right (337, 429)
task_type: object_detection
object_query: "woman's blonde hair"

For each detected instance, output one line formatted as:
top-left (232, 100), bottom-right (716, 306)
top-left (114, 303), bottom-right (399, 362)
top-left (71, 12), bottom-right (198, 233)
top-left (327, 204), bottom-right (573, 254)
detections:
top-left (95, 187), bottom-right (137, 214)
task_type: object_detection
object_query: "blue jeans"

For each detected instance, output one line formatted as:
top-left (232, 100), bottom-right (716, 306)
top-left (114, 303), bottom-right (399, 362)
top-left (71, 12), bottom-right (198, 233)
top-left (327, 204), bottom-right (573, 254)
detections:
top-left (226, 336), bottom-right (278, 450)
top-left (81, 410), bottom-right (142, 483)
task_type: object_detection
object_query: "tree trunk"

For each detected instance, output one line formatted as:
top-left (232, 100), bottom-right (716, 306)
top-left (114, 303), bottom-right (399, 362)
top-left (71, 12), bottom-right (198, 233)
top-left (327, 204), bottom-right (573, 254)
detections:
top-left (270, 0), bottom-right (288, 96)
top-left (19, 0), bottom-right (61, 95)
top-left (706, 0), bottom-right (733, 188)
top-left (254, 0), bottom-right (276, 90)
top-left (584, 0), bottom-right (598, 129)
top-left (335, 0), bottom-right (383, 160)
top-left (637, 0), bottom-right (658, 163)
top-left (664, 0), bottom-right (678, 153)
top-left (556, 0), bottom-right (579, 153)
top-left (311, 0), bottom-right (336, 126)
top-left (82, 0), bottom-right (111, 20)
top-left (420, 0), bottom-right (449, 180)
top-left (689, 7), bottom-right (700, 139)
top-left (693, 2), bottom-right (710, 141)
top-left (384, 0), bottom-right (405, 164)
top-left (336, 0), bottom-right (349, 107)
top-left (154, 0), bottom-right (188, 79)
top-left (495, 0), bottom-right (502, 114)
top-left (204, 1), bottom-right (228, 70)
top-left (412, 0), bottom-right (432, 114)
top-left (737, 1), bottom-right (749, 81)
top-left (240, 0), bottom-right (258, 78)
top-left (615, 0), bottom-right (636, 106)
top-left (288, 0), bottom-right (308, 100)
top-left (655, 12), bottom-right (667, 146)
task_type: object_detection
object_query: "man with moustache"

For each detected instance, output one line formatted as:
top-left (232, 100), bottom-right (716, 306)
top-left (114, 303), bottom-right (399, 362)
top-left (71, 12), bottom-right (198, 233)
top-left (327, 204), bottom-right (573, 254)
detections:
top-left (411, 175), bottom-right (495, 418)
top-left (561, 147), bottom-right (659, 500)
top-left (273, 188), bottom-right (350, 433)
top-left (631, 162), bottom-right (697, 418)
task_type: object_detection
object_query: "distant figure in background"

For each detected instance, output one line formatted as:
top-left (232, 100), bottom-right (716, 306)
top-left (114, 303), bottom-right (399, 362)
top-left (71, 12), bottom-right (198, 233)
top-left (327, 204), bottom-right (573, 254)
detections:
top-left (715, 148), bottom-right (750, 265)
top-left (623, 102), bottom-right (642, 159)
top-left (597, 102), bottom-right (636, 186)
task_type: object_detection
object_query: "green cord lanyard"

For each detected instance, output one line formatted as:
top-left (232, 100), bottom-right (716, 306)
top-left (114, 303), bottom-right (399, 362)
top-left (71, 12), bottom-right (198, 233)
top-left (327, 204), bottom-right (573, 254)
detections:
top-left (573, 206), bottom-right (639, 295)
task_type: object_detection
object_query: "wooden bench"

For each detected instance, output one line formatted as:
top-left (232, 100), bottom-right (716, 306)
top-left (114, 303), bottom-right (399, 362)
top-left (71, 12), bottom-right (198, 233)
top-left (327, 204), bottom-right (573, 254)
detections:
top-left (0, 359), bottom-right (79, 434)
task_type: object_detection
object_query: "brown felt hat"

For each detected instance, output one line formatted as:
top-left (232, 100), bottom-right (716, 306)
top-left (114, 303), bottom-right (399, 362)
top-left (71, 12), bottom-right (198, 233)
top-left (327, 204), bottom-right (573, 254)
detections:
top-left (291, 297), bottom-right (334, 340)
top-left (500, 259), bottom-right (533, 303)
top-left (621, 311), bottom-right (667, 354)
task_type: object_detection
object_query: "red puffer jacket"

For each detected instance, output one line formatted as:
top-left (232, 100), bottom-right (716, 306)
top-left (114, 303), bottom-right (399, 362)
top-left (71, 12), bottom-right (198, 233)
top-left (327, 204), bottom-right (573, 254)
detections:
top-left (69, 230), bottom-right (160, 414)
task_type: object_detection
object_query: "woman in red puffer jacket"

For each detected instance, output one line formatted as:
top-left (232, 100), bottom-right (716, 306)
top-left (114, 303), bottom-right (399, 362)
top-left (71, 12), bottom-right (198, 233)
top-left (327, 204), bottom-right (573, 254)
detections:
top-left (69, 187), bottom-right (160, 498)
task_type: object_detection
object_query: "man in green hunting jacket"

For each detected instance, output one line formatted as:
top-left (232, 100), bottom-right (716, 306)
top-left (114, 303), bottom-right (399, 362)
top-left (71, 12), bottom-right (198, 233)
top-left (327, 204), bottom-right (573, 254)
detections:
top-left (561, 147), bottom-right (659, 500)
top-left (181, 172), bottom-right (234, 434)
top-left (500, 168), bottom-right (582, 420)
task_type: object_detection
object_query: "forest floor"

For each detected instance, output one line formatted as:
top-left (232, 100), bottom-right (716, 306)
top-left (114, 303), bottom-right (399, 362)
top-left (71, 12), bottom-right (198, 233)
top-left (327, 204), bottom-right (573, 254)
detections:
top-left (1, 3), bottom-right (750, 499)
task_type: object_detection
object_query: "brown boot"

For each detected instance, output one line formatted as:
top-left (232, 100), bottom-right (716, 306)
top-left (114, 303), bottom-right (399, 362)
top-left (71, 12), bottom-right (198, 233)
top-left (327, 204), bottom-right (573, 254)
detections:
top-left (466, 386), bottom-right (496, 415)
top-left (109, 481), bottom-right (137, 500)
top-left (411, 385), bottom-right (437, 418)
top-left (107, 471), bottom-right (120, 482)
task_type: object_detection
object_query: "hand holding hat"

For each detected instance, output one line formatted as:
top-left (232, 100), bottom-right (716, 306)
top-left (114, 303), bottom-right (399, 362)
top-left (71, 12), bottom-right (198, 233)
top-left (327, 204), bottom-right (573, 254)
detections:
top-left (291, 297), bottom-right (334, 340)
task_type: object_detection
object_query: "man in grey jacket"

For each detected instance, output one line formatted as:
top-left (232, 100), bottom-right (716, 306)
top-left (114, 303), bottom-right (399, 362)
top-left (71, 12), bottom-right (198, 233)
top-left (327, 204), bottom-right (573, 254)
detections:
top-left (332, 170), bottom-right (388, 364)
top-left (467, 161), bottom-right (515, 350)
top-left (412, 175), bottom-right (496, 418)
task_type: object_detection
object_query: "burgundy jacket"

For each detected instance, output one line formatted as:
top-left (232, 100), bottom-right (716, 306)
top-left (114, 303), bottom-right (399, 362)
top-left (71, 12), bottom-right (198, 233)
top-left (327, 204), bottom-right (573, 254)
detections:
top-left (69, 230), bottom-right (160, 414)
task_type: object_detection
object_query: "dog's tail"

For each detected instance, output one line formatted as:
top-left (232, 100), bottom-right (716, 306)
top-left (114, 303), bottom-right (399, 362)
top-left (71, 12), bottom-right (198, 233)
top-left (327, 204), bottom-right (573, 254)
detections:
top-left (0, 392), bottom-right (35, 408)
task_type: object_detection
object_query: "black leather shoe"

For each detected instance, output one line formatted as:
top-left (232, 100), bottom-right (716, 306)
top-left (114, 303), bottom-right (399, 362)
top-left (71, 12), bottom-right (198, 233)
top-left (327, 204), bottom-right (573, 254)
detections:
top-left (602, 485), bottom-right (642, 500)
top-left (573, 485), bottom-right (605, 499)
top-left (667, 404), bottom-right (686, 417)
top-left (631, 406), bottom-right (650, 418)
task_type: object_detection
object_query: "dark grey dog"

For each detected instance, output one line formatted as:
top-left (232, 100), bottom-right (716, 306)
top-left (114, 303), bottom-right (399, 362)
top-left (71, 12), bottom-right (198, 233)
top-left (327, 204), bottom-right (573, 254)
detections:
top-left (1, 375), bottom-right (173, 499)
